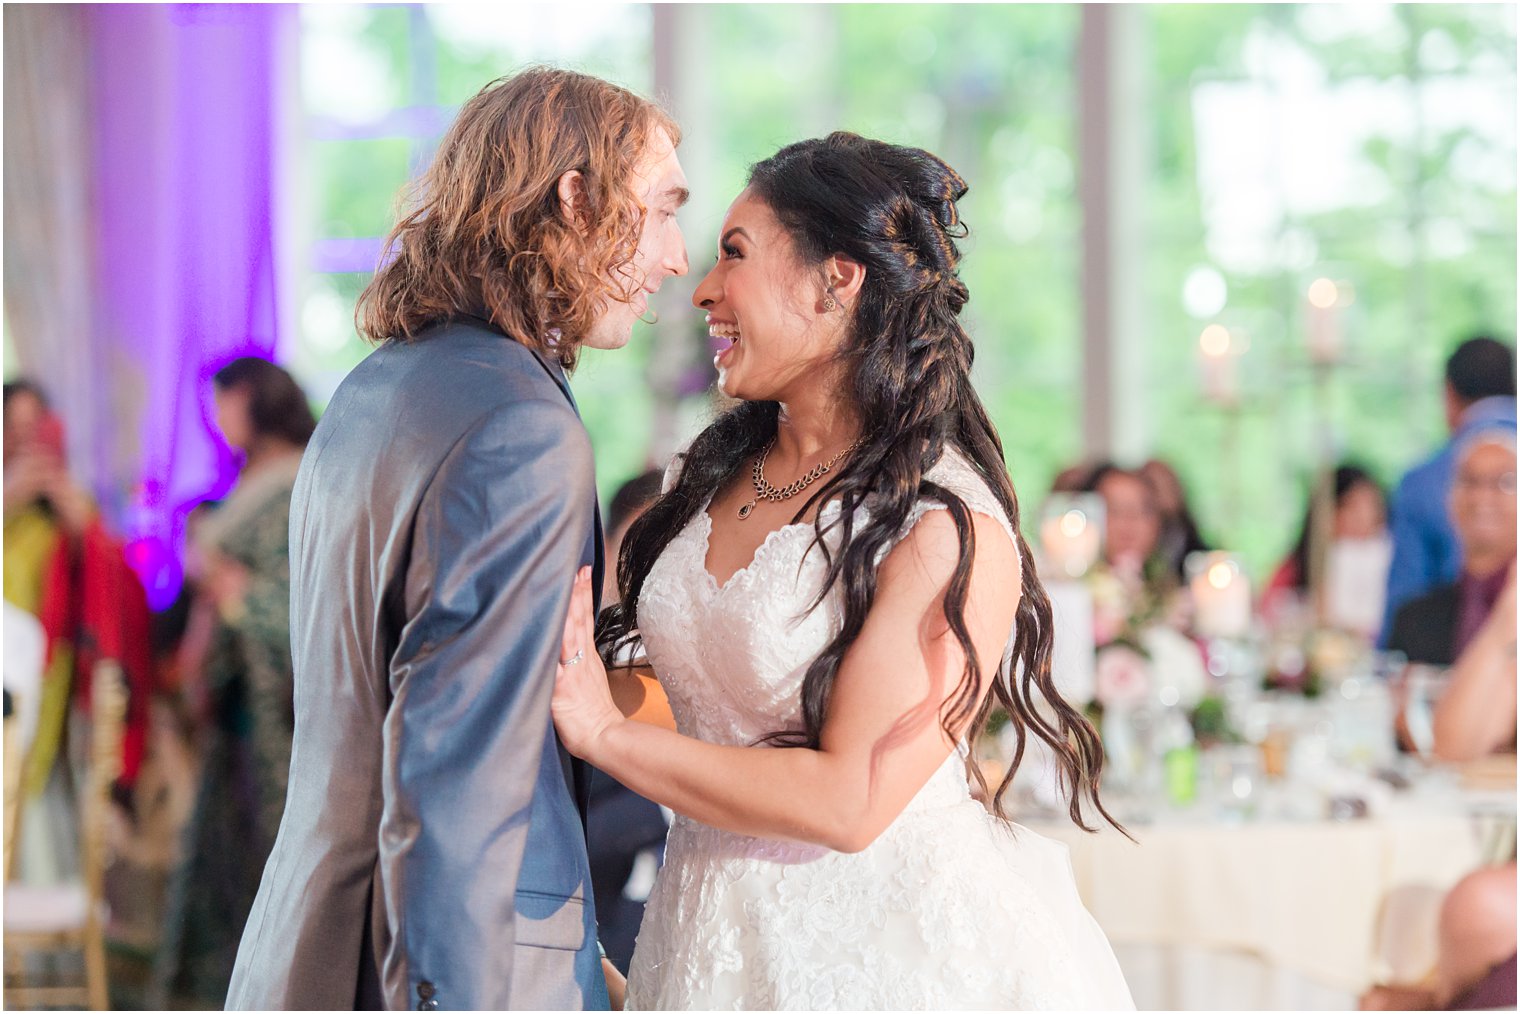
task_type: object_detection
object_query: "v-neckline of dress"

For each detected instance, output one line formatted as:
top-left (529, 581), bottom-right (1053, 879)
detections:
top-left (696, 499), bottom-right (841, 595)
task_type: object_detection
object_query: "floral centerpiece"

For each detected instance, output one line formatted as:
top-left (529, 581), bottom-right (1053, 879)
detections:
top-left (1084, 560), bottom-right (1217, 799)
top-left (1262, 598), bottom-right (1371, 698)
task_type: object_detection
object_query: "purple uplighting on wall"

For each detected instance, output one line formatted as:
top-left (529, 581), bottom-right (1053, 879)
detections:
top-left (85, 3), bottom-right (294, 608)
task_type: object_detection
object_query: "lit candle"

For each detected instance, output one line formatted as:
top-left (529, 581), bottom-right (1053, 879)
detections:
top-left (1306, 277), bottom-right (1341, 364)
top-left (1188, 551), bottom-right (1252, 639)
top-left (1040, 496), bottom-right (1103, 578)
top-left (1199, 323), bottom-right (1238, 404)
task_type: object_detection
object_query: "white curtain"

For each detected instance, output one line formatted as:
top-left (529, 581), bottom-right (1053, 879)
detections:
top-left (3, 5), bottom-right (105, 493)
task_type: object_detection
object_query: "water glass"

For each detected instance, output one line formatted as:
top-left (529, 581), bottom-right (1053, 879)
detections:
top-left (1212, 744), bottom-right (1262, 819)
top-left (1400, 664), bottom-right (1451, 760)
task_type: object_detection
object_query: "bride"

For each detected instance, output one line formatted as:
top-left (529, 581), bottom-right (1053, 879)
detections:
top-left (552, 132), bottom-right (1134, 1011)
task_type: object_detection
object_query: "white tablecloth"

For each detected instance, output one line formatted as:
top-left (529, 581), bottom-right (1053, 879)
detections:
top-left (1029, 799), bottom-right (1486, 1009)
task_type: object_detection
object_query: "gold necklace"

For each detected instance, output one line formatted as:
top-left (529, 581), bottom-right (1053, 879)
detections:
top-left (737, 439), bottom-right (856, 520)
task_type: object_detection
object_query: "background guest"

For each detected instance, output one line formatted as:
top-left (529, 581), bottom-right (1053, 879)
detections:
top-left (3, 379), bottom-right (153, 883)
top-left (151, 358), bottom-right (314, 1008)
top-left (1140, 457), bottom-right (1212, 582)
top-left (1360, 862), bottom-right (1517, 1011)
top-left (148, 500), bottom-right (227, 751)
top-left (1432, 564), bottom-right (1516, 764)
top-left (4, 380), bottom-right (105, 634)
top-left (4, 380), bottom-right (96, 552)
top-left (1069, 462), bottom-right (1187, 646)
top-left (1049, 460), bottom-right (1098, 496)
top-left (1082, 462), bottom-right (1172, 590)
top-left (1382, 336), bottom-right (1516, 645)
top-left (1263, 464), bottom-right (1390, 639)
top-left (1387, 433), bottom-right (1517, 667)
top-left (1435, 862), bottom-right (1517, 1010)
top-left (589, 468), bottom-right (673, 974)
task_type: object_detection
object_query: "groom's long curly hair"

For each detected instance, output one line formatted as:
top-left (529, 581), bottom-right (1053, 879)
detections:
top-left (356, 67), bottom-right (679, 368)
top-left (600, 133), bottom-right (1119, 833)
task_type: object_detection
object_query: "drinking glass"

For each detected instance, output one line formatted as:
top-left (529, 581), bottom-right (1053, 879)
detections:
top-left (1212, 743), bottom-right (1262, 820)
top-left (1400, 664), bottom-right (1451, 760)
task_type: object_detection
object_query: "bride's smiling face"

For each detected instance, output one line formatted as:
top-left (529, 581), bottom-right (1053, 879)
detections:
top-left (692, 188), bottom-right (848, 402)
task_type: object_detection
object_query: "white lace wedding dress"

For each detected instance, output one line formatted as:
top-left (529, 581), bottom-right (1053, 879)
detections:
top-left (624, 447), bottom-right (1134, 1011)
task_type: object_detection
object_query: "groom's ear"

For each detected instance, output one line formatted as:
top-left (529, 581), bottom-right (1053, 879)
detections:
top-left (825, 254), bottom-right (867, 309)
top-left (556, 169), bottom-right (589, 232)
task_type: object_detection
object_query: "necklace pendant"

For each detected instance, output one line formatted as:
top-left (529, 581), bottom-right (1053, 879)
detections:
top-left (737, 501), bottom-right (756, 520)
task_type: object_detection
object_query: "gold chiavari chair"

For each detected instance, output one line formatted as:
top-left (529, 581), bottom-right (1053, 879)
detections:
top-left (4, 697), bottom-right (24, 884)
top-left (4, 661), bottom-right (126, 1011)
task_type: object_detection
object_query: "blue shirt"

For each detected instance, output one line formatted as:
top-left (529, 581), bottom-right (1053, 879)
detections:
top-left (1380, 395), bottom-right (1517, 646)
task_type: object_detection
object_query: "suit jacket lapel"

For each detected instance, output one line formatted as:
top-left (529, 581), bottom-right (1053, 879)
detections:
top-left (526, 346), bottom-right (578, 409)
top-left (521, 348), bottom-right (607, 609)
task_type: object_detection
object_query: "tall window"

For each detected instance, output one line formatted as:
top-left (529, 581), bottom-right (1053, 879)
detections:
top-left (1142, 3), bottom-right (1516, 573)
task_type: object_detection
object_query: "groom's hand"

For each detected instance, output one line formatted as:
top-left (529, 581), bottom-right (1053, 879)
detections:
top-left (552, 567), bottom-right (624, 761)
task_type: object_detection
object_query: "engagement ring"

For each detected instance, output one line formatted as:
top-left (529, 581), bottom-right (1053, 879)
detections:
top-left (559, 649), bottom-right (585, 667)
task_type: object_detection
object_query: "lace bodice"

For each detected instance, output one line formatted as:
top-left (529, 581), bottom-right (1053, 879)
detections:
top-left (638, 445), bottom-right (1018, 750)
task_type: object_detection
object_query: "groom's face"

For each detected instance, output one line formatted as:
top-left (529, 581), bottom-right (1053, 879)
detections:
top-left (583, 128), bottom-right (691, 351)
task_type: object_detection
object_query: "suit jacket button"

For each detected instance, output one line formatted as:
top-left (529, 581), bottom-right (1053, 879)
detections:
top-left (417, 981), bottom-right (436, 1001)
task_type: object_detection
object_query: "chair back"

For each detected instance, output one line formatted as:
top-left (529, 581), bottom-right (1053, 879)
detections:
top-left (3, 710), bottom-right (22, 881)
top-left (79, 662), bottom-right (126, 907)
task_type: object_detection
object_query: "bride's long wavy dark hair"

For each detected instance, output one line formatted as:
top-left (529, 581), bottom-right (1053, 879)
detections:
top-left (599, 132), bottom-right (1116, 831)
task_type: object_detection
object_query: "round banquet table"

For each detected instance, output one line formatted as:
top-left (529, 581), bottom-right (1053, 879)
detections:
top-left (1023, 780), bottom-right (1506, 1010)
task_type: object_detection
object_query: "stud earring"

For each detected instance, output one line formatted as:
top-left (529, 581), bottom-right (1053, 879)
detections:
top-left (821, 291), bottom-right (838, 312)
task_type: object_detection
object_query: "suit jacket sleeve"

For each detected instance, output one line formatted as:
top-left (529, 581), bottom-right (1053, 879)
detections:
top-left (380, 397), bottom-right (594, 1011)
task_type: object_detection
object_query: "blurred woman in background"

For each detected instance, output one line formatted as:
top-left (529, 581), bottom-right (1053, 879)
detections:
top-left (1262, 464), bottom-right (1390, 639)
top-left (152, 358), bottom-right (315, 1008)
top-left (1140, 458), bottom-right (1212, 581)
top-left (1083, 463), bottom-right (1174, 591)
top-left (3, 380), bottom-right (154, 884)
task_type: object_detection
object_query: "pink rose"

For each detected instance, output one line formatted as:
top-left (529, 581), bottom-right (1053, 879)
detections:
top-left (1096, 644), bottom-right (1151, 710)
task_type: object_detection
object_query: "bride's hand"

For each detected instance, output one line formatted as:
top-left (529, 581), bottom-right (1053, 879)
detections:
top-left (551, 566), bottom-right (623, 761)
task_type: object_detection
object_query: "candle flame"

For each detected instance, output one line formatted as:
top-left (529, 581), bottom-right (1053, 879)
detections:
top-left (1207, 560), bottom-right (1235, 589)
top-left (1199, 324), bottom-right (1231, 357)
top-left (1307, 277), bottom-right (1338, 309)
top-left (1059, 509), bottom-right (1087, 537)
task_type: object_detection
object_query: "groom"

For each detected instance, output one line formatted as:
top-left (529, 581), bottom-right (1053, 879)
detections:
top-left (226, 69), bottom-right (688, 1011)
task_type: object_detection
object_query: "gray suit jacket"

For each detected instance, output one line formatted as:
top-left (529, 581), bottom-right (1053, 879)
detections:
top-left (226, 319), bottom-right (609, 1011)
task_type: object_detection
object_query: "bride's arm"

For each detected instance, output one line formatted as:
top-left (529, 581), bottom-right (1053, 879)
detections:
top-left (553, 510), bottom-right (1020, 853)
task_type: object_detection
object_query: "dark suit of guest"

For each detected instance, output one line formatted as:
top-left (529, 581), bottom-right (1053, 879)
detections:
top-left (1387, 584), bottom-right (1461, 666)
top-left (226, 319), bottom-right (608, 1011)
top-left (1388, 566), bottom-right (1511, 667)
